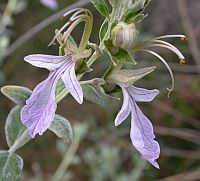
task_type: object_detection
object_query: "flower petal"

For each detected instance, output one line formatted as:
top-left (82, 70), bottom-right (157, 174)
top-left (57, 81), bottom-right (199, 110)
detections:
top-left (21, 71), bottom-right (60, 138)
top-left (40, 0), bottom-right (58, 10)
top-left (115, 86), bottom-right (131, 126)
top-left (127, 85), bottom-right (159, 102)
top-left (61, 62), bottom-right (83, 104)
top-left (24, 54), bottom-right (71, 71)
top-left (130, 102), bottom-right (160, 169)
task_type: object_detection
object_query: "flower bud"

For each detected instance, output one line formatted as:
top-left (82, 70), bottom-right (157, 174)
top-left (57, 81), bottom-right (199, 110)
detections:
top-left (111, 22), bottom-right (138, 50)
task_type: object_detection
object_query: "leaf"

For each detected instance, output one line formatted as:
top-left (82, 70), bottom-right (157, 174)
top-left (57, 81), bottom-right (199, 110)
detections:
top-left (105, 40), bottom-right (137, 64)
top-left (1, 85), bottom-right (31, 105)
top-left (5, 105), bottom-right (31, 149)
top-left (49, 115), bottom-right (73, 144)
top-left (124, 9), bottom-right (143, 23)
top-left (134, 13), bottom-right (147, 23)
top-left (82, 85), bottom-right (117, 107)
top-left (0, 151), bottom-right (23, 181)
top-left (99, 19), bottom-right (109, 41)
top-left (90, 0), bottom-right (110, 17)
top-left (124, 0), bottom-right (151, 23)
top-left (76, 61), bottom-right (93, 74)
top-left (55, 79), bottom-right (65, 97)
top-left (108, 66), bottom-right (156, 87)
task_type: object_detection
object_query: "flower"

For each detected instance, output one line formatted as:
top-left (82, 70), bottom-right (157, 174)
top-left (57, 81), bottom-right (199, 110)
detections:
top-left (40, 0), bottom-right (58, 10)
top-left (115, 84), bottom-right (160, 169)
top-left (21, 54), bottom-right (83, 138)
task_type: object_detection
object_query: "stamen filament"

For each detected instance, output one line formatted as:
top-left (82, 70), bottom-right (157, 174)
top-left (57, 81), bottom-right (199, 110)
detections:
top-left (141, 49), bottom-right (175, 97)
top-left (49, 9), bottom-right (92, 47)
top-left (154, 34), bottom-right (186, 40)
top-left (62, 15), bottom-right (90, 45)
top-left (150, 40), bottom-right (185, 63)
top-left (145, 43), bottom-right (185, 63)
top-left (62, 8), bottom-right (83, 19)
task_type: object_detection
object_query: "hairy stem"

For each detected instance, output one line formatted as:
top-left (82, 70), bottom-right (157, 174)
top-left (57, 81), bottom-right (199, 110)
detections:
top-left (8, 130), bottom-right (30, 153)
top-left (50, 132), bottom-right (81, 181)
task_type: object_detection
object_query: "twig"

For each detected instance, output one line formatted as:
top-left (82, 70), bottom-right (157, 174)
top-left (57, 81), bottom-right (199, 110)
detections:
top-left (155, 126), bottom-right (200, 145)
top-left (154, 101), bottom-right (200, 129)
top-left (161, 148), bottom-right (200, 159)
top-left (157, 168), bottom-right (200, 181)
top-left (113, 126), bottom-right (200, 145)
top-left (0, 0), bottom-right (18, 34)
top-left (176, 0), bottom-right (200, 72)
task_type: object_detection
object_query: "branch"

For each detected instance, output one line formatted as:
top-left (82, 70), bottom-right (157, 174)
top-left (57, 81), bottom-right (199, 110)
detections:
top-left (176, 0), bottom-right (200, 72)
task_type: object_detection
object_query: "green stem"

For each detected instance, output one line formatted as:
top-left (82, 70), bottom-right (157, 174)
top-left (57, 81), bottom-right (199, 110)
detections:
top-left (0, 0), bottom-right (18, 30)
top-left (8, 130), bottom-right (30, 153)
top-left (50, 134), bottom-right (81, 181)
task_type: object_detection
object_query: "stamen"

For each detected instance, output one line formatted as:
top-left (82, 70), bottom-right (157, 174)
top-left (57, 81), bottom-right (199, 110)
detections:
top-left (49, 15), bottom-right (85, 46)
top-left (62, 15), bottom-right (90, 46)
top-left (150, 40), bottom-right (186, 64)
top-left (154, 34), bottom-right (186, 40)
top-left (141, 49), bottom-right (175, 97)
top-left (61, 8), bottom-right (83, 19)
top-left (48, 9), bottom-right (92, 48)
top-left (145, 43), bottom-right (185, 64)
top-left (62, 8), bottom-right (91, 20)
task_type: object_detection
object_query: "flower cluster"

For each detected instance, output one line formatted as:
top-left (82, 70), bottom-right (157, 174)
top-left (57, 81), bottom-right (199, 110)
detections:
top-left (2, 0), bottom-right (186, 170)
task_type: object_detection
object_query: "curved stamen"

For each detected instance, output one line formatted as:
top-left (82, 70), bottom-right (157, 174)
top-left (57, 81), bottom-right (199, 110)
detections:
top-left (150, 40), bottom-right (185, 63)
top-left (61, 8), bottom-right (83, 19)
top-left (49, 9), bottom-right (92, 47)
top-left (154, 34), bottom-right (186, 40)
top-left (62, 8), bottom-right (92, 20)
top-left (141, 49), bottom-right (175, 97)
top-left (144, 43), bottom-right (185, 63)
top-left (62, 16), bottom-right (90, 46)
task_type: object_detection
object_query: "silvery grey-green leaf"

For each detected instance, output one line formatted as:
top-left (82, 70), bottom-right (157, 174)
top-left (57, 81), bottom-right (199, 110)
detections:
top-left (90, 0), bottom-right (110, 17)
top-left (1, 85), bottom-right (31, 105)
top-left (5, 105), bottom-right (31, 149)
top-left (0, 151), bottom-right (23, 181)
top-left (105, 40), bottom-right (137, 65)
top-left (82, 85), bottom-right (117, 107)
top-left (107, 66), bottom-right (156, 86)
top-left (49, 115), bottom-right (73, 144)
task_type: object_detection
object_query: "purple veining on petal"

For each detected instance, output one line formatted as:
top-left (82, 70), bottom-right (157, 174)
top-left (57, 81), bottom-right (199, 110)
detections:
top-left (127, 85), bottom-right (159, 102)
top-left (40, 0), bottom-right (58, 10)
top-left (61, 61), bottom-right (83, 104)
top-left (24, 54), bottom-right (70, 71)
top-left (115, 86), bottom-right (131, 126)
top-left (21, 61), bottom-right (70, 138)
top-left (130, 102), bottom-right (160, 169)
top-left (114, 84), bottom-right (160, 168)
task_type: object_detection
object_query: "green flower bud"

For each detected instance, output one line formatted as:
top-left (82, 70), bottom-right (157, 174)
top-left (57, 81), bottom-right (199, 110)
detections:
top-left (111, 22), bottom-right (138, 50)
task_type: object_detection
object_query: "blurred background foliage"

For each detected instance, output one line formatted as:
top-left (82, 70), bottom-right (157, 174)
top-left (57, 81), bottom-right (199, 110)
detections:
top-left (0, 0), bottom-right (200, 180)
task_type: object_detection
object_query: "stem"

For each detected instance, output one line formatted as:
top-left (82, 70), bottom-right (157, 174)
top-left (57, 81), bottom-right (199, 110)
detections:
top-left (8, 130), bottom-right (30, 153)
top-left (0, 0), bottom-right (18, 33)
top-left (50, 134), bottom-right (81, 181)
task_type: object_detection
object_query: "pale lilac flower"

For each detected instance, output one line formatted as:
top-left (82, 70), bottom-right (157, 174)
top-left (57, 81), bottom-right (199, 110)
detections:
top-left (21, 54), bottom-right (83, 138)
top-left (40, 0), bottom-right (58, 10)
top-left (115, 84), bottom-right (160, 168)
